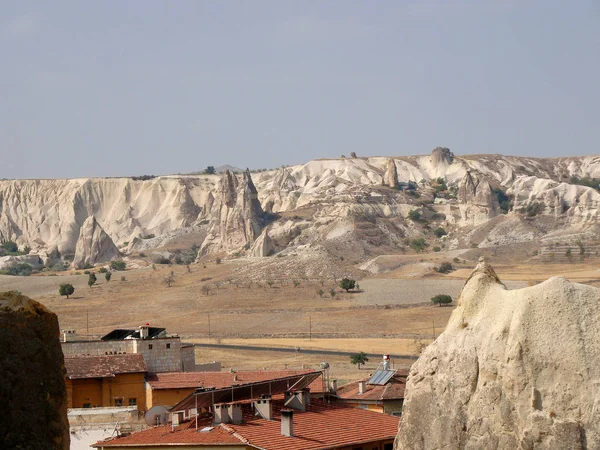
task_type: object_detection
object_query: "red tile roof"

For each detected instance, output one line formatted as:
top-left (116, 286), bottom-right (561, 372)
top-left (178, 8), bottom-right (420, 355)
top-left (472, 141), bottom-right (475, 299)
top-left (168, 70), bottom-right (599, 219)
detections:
top-left (94, 397), bottom-right (400, 449)
top-left (65, 354), bottom-right (147, 379)
top-left (147, 370), bottom-right (323, 392)
top-left (94, 415), bottom-right (245, 447)
top-left (335, 372), bottom-right (408, 402)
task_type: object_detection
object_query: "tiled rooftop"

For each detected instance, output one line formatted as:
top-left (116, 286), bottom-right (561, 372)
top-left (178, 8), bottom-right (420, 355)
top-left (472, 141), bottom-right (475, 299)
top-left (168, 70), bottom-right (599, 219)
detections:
top-left (65, 354), bottom-right (147, 379)
top-left (335, 370), bottom-right (408, 401)
top-left (147, 369), bottom-right (323, 392)
top-left (94, 396), bottom-right (400, 449)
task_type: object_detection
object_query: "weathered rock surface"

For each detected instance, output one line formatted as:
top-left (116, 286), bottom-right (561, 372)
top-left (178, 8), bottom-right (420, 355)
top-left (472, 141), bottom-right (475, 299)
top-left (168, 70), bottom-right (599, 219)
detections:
top-left (2, 153), bottom-right (600, 259)
top-left (430, 146), bottom-right (454, 166)
top-left (383, 158), bottom-right (399, 188)
top-left (249, 229), bottom-right (275, 257)
top-left (72, 216), bottom-right (120, 268)
top-left (0, 254), bottom-right (43, 270)
top-left (0, 291), bottom-right (69, 449)
top-left (200, 170), bottom-right (267, 254)
top-left (395, 259), bottom-right (600, 450)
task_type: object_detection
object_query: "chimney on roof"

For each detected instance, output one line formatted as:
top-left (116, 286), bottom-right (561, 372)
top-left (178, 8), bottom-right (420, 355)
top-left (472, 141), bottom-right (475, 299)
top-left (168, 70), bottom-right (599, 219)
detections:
top-left (171, 411), bottom-right (185, 426)
top-left (254, 397), bottom-right (273, 420)
top-left (358, 381), bottom-right (367, 395)
top-left (139, 325), bottom-right (149, 339)
top-left (228, 403), bottom-right (243, 424)
top-left (213, 403), bottom-right (230, 425)
top-left (281, 410), bottom-right (294, 437)
top-left (284, 391), bottom-right (306, 412)
top-left (330, 379), bottom-right (338, 394)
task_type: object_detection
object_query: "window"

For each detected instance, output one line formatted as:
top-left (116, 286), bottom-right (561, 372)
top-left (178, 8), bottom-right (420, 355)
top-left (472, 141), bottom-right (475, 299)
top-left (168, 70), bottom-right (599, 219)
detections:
top-left (384, 444), bottom-right (394, 450)
top-left (148, 344), bottom-right (153, 349)
top-left (166, 343), bottom-right (171, 349)
top-left (129, 398), bottom-right (137, 406)
top-left (114, 398), bottom-right (123, 406)
top-left (82, 403), bottom-right (91, 408)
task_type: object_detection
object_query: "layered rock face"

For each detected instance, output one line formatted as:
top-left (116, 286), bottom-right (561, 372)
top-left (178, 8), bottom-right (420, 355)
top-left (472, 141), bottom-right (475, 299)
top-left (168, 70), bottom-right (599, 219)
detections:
top-left (396, 259), bottom-right (600, 450)
top-left (72, 216), bottom-right (120, 268)
top-left (0, 291), bottom-right (69, 449)
top-left (200, 170), bottom-right (267, 254)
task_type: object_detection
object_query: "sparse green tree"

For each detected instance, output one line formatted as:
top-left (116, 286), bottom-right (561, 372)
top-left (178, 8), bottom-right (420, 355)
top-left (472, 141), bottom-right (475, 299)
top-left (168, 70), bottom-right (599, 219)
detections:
top-left (204, 166), bottom-right (216, 175)
top-left (339, 278), bottom-right (356, 292)
top-left (293, 280), bottom-right (301, 288)
top-left (408, 210), bottom-right (422, 222)
top-left (59, 283), bottom-right (75, 299)
top-left (350, 352), bottom-right (369, 369)
top-left (105, 271), bottom-right (112, 282)
top-left (437, 262), bottom-right (453, 274)
top-left (329, 288), bottom-right (336, 298)
top-left (431, 294), bottom-right (453, 307)
top-left (88, 273), bottom-right (97, 288)
top-left (163, 271), bottom-right (175, 287)
top-left (316, 289), bottom-right (325, 298)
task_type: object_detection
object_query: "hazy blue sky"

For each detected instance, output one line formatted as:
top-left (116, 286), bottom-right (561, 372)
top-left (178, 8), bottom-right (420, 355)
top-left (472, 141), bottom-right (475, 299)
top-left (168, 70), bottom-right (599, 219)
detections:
top-left (1, 1), bottom-right (599, 178)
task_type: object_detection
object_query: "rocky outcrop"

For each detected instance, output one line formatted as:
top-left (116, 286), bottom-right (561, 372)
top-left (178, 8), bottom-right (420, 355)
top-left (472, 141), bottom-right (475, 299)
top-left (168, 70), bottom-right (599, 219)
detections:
top-left (382, 158), bottom-right (399, 188)
top-left (0, 291), bottom-right (69, 449)
top-left (249, 229), bottom-right (275, 257)
top-left (0, 254), bottom-right (43, 271)
top-left (431, 147), bottom-right (454, 166)
top-left (458, 171), bottom-right (498, 208)
top-left (72, 216), bottom-right (120, 268)
top-left (200, 170), bottom-right (267, 254)
top-left (396, 258), bottom-right (600, 449)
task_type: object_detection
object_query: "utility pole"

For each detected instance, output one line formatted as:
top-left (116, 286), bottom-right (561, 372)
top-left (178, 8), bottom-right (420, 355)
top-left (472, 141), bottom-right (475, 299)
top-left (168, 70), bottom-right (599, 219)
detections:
top-left (208, 313), bottom-right (211, 341)
top-left (309, 315), bottom-right (312, 342)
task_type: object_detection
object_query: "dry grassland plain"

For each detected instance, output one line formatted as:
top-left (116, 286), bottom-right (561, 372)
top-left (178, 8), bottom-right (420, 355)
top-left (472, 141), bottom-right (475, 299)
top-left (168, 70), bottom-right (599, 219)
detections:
top-left (2, 253), bottom-right (598, 381)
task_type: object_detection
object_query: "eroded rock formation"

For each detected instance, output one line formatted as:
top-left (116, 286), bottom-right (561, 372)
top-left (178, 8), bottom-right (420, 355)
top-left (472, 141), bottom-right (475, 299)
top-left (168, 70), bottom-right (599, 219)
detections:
top-left (0, 291), bottom-right (69, 449)
top-left (431, 147), bottom-right (454, 165)
top-left (396, 258), bottom-right (600, 449)
top-left (72, 216), bottom-right (120, 268)
top-left (249, 229), bottom-right (275, 257)
top-left (200, 170), bottom-right (267, 254)
top-left (383, 158), bottom-right (399, 188)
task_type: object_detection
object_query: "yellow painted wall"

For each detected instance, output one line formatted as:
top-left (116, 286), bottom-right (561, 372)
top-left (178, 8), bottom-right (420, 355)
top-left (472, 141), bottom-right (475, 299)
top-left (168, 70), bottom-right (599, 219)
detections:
top-left (147, 387), bottom-right (196, 409)
top-left (69, 373), bottom-right (147, 410)
top-left (71, 378), bottom-right (103, 408)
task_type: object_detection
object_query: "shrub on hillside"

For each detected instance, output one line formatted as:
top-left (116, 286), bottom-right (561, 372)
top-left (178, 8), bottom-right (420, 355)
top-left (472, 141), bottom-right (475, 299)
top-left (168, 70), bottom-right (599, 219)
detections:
top-left (431, 294), bottom-right (453, 306)
top-left (110, 260), bottom-right (127, 271)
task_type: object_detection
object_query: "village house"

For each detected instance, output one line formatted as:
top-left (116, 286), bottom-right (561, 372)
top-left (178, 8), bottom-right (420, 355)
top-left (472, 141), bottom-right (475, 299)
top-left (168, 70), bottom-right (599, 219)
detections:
top-left (93, 393), bottom-right (399, 450)
top-left (65, 354), bottom-right (148, 410)
top-left (332, 369), bottom-right (408, 416)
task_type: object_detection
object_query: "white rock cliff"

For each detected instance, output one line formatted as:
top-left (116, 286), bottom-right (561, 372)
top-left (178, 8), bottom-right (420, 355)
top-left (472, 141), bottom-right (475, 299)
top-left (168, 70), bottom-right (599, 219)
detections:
top-left (395, 258), bottom-right (600, 449)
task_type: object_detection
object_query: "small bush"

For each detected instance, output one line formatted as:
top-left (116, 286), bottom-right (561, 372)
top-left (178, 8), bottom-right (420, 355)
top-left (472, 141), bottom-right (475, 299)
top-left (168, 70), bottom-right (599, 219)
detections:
top-left (84, 270), bottom-right (91, 275)
top-left (120, 276), bottom-right (126, 282)
top-left (316, 289), bottom-right (325, 298)
top-left (98, 267), bottom-right (108, 273)
top-left (152, 256), bottom-right (171, 265)
top-left (410, 238), bottom-right (428, 252)
top-left (105, 272), bottom-right (112, 282)
top-left (408, 210), bottom-right (422, 222)
top-left (453, 257), bottom-right (460, 263)
top-left (142, 234), bottom-right (155, 240)
top-left (437, 262), bottom-right (453, 273)
top-left (110, 260), bottom-right (127, 271)
top-left (215, 257), bottom-right (222, 265)
top-left (433, 246), bottom-right (441, 252)
top-left (51, 263), bottom-right (68, 272)
top-left (59, 283), bottom-right (75, 298)
top-left (433, 227), bottom-right (447, 238)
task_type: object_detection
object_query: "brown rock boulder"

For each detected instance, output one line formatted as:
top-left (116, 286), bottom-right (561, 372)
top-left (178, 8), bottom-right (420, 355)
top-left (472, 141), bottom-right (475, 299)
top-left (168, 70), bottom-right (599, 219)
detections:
top-left (0, 291), bottom-right (69, 449)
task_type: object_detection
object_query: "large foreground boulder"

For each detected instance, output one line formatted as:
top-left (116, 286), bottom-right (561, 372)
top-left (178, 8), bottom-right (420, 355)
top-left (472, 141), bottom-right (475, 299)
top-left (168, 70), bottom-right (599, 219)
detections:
top-left (0, 291), bottom-right (69, 449)
top-left (396, 258), bottom-right (600, 450)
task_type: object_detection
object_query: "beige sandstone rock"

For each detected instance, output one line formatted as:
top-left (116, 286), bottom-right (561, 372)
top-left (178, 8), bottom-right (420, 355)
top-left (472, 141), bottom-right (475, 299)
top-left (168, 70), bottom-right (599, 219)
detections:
top-left (0, 291), bottom-right (70, 449)
top-left (395, 258), bottom-right (600, 450)
top-left (200, 170), bottom-right (267, 254)
top-left (249, 228), bottom-right (275, 257)
top-left (72, 216), bottom-right (120, 268)
top-left (383, 158), bottom-right (399, 188)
